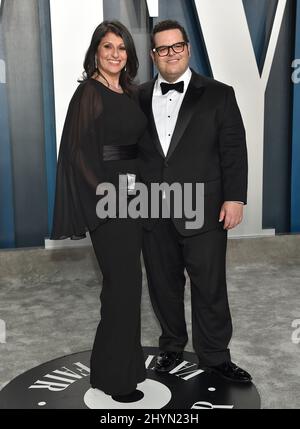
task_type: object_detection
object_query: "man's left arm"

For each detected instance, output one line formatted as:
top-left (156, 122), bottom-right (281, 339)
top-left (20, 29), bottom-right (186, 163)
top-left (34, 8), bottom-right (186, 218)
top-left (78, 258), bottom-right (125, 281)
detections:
top-left (218, 87), bottom-right (248, 230)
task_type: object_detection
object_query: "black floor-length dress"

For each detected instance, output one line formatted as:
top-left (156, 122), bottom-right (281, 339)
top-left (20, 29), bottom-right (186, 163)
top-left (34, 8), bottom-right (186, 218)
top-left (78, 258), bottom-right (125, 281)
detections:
top-left (50, 78), bottom-right (147, 395)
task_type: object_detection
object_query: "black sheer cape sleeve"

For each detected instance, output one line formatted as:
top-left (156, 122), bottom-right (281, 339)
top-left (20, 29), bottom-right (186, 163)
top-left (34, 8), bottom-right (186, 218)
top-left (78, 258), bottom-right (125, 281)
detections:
top-left (50, 81), bottom-right (106, 240)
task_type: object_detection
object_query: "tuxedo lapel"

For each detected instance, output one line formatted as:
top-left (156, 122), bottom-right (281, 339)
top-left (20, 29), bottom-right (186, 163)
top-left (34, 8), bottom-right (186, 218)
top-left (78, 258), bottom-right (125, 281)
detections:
top-left (139, 79), bottom-right (165, 158)
top-left (166, 72), bottom-right (206, 161)
top-left (140, 71), bottom-right (207, 160)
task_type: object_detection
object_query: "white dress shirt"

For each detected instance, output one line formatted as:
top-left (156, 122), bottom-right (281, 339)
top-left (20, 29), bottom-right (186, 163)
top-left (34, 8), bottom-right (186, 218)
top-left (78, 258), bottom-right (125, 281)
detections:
top-left (152, 68), bottom-right (192, 156)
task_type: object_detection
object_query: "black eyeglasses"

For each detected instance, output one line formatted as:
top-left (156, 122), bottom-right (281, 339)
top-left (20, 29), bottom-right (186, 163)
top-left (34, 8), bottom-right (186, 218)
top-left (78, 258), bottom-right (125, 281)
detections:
top-left (152, 42), bottom-right (188, 57)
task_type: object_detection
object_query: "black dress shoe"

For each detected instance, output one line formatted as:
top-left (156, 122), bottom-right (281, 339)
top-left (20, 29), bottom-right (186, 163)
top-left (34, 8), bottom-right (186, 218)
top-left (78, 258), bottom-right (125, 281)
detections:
top-left (200, 361), bottom-right (252, 383)
top-left (155, 351), bottom-right (183, 373)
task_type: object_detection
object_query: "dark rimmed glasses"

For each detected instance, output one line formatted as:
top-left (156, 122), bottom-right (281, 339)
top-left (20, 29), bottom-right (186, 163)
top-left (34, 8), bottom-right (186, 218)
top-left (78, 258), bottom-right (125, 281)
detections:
top-left (152, 42), bottom-right (188, 57)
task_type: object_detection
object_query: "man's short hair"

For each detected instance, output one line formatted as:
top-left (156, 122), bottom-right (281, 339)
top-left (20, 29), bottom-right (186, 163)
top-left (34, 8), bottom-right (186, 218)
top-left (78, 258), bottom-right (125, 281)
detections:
top-left (151, 20), bottom-right (189, 50)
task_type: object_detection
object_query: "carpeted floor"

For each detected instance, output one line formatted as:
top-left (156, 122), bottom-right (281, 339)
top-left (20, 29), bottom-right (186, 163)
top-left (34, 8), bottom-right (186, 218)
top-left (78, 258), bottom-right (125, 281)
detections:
top-left (0, 234), bottom-right (299, 409)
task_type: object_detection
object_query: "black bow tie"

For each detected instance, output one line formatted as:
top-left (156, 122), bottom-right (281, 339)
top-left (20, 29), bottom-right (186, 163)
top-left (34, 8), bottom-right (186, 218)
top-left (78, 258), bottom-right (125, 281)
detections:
top-left (160, 81), bottom-right (184, 95)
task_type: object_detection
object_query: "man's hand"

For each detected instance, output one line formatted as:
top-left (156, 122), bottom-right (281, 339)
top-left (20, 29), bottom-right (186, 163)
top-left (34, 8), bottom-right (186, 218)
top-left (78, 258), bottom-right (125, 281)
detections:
top-left (219, 201), bottom-right (244, 230)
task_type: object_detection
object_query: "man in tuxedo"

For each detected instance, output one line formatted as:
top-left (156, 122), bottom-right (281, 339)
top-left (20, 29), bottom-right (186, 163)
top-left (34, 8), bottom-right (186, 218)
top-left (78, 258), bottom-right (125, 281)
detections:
top-left (138, 20), bottom-right (252, 383)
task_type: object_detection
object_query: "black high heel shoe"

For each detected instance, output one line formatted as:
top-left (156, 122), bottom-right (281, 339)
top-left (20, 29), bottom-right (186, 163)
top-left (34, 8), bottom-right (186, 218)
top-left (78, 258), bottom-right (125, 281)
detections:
top-left (111, 389), bottom-right (144, 403)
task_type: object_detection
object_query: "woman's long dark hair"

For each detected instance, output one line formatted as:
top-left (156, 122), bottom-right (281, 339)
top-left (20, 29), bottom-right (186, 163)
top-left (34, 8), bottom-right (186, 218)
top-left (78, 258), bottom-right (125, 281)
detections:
top-left (81, 20), bottom-right (139, 95)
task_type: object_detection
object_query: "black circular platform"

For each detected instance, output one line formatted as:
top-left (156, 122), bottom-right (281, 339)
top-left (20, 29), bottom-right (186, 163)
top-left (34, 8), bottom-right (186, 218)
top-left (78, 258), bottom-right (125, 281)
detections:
top-left (0, 347), bottom-right (260, 409)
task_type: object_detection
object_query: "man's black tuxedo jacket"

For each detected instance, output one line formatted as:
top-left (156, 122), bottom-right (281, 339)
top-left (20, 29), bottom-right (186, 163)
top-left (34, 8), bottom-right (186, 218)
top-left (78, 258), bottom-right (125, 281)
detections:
top-left (138, 70), bottom-right (248, 236)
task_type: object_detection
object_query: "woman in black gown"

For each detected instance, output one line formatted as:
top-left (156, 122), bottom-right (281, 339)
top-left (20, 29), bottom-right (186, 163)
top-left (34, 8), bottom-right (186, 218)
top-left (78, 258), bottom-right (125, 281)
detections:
top-left (50, 21), bottom-right (147, 402)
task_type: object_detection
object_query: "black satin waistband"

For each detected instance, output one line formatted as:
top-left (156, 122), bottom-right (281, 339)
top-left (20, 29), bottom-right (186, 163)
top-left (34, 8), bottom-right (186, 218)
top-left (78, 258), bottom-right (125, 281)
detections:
top-left (103, 144), bottom-right (138, 161)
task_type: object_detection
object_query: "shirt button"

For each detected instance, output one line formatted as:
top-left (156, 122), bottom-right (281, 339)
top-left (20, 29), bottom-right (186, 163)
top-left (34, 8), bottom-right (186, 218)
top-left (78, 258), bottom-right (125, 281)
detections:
top-left (168, 116), bottom-right (171, 118)
top-left (164, 161), bottom-right (169, 167)
top-left (169, 99), bottom-right (172, 101)
top-left (168, 134), bottom-right (171, 137)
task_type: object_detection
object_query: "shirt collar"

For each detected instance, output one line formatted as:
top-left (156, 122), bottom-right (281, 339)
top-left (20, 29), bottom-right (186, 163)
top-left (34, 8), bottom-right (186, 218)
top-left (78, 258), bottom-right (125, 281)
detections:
top-left (153, 67), bottom-right (192, 96)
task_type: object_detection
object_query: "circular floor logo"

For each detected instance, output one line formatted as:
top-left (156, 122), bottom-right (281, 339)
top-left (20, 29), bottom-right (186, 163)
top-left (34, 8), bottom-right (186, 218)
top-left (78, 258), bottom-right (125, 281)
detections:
top-left (0, 347), bottom-right (260, 409)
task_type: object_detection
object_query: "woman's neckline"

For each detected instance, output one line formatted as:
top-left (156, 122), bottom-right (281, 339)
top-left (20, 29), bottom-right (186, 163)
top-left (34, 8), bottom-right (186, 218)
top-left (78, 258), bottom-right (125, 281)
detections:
top-left (90, 77), bottom-right (126, 95)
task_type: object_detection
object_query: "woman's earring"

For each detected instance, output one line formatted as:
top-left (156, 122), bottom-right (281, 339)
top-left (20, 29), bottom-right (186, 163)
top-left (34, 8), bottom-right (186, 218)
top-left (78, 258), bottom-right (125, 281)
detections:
top-left (124, 65), bottom-right (127, 72)
top-left (95, 56), bottom-right (98, 69)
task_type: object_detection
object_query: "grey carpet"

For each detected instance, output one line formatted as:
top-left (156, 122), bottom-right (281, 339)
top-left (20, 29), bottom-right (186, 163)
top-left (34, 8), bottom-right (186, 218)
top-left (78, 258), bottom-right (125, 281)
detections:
top-left (0, 234), bottom-right (299, 409)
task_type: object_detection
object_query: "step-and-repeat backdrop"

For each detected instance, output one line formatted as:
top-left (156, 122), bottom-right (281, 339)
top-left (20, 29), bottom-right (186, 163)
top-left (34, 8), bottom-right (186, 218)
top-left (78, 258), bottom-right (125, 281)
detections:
top-left (0, 0), bottom-right (299, 248)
